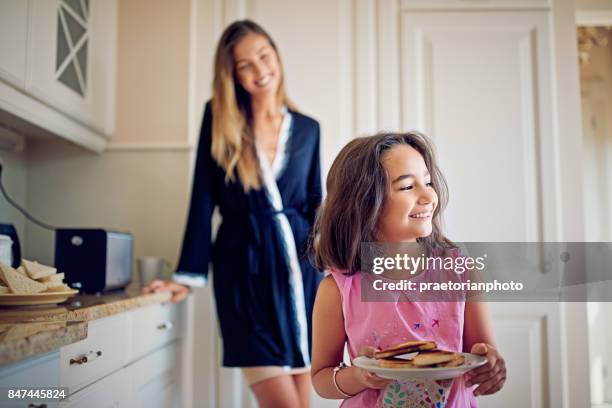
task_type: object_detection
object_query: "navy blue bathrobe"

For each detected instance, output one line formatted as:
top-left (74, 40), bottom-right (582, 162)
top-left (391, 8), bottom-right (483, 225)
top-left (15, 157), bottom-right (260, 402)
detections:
top-left (176, 101), bottom-right (323, 368)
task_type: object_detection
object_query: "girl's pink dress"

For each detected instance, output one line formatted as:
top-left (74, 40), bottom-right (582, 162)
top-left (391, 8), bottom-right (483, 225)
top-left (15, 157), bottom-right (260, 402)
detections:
top-left (331, 264), bottom-right (478, 408)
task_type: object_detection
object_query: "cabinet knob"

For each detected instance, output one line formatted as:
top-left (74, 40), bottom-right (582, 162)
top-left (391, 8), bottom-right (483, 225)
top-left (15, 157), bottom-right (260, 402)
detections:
top-left (69, 350), bottom-right (102, 365)
top-left (157, 321), bottom-right (174, 331)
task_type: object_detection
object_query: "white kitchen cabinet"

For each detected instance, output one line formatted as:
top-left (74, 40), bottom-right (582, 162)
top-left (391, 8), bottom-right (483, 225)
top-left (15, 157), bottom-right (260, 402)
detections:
top-left (56, 300), bottom-right (187, 407)
top-left (59, 313), bottom-right (129, 394)
top-left (0, 351), bottom-right (60, 408)
top-left (128, 341), bottom-right (182, 408)
top-left (0, 0), bottom-right (117, 152)
top-left (399, 8), bottom-right (570, 408)
top-left (0, 0), bottom-right (29, 88)
top-left (129, 301), bottom-right (183, 361)
top-left (27, 0), bottom-right (117, 136)
top-left (394, 3), bottom-right (586, 408)
top-left (60, 366), bottom-right (129, 408)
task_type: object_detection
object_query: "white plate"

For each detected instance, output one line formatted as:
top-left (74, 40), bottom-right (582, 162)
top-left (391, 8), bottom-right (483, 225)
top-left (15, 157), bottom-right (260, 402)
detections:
top-left (353, 353), bottom-right (487, 381)
top-left (0, 290), bottom-right (79, 306)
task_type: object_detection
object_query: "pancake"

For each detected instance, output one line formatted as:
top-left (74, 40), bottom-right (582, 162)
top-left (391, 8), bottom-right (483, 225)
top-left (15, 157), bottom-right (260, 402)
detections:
top-left (438, 355), bottom-right (465, 368)
top-left (374, 340), bottom-right (437, 359)
top-left (378, 357), bottom-right (418, 368)
top-left (412, 350), bottom-right (460, 367)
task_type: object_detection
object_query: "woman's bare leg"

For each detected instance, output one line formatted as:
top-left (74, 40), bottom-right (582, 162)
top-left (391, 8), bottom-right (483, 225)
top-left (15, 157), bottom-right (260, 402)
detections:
top-left (293, 372), bottom-right (311, 408)
top-left (250, 374), bottom-right (300, 408)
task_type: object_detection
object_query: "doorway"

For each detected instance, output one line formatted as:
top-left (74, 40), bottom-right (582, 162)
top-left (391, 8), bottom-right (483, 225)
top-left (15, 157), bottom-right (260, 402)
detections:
top-left (576, 22), bottom-right (612, 408)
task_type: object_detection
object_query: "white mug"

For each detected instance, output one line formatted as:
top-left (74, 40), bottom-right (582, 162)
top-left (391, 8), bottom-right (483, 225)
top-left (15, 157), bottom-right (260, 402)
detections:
top-left (0, 234), bottom-right (13, 267)
top-left (137, 257), bottom-right (171, 286)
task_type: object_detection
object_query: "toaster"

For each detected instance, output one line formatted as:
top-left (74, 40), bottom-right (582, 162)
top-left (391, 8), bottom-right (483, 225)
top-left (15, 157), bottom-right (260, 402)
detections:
top-left (55, 228), bottom-right (133, 293)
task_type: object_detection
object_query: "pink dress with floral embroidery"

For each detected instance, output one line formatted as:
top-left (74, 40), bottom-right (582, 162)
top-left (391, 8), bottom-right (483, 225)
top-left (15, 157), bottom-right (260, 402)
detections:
top-left (331, 260), bottom-right (478, 407)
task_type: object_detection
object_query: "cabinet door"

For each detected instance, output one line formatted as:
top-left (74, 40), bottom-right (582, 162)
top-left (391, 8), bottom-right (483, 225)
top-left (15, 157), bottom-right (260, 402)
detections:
top-left (0, 0), bottom-right (28, 87)
top-left (399, 9), bottom-right (572, 408)
top-left (60, 313), bottom-right (129, 394)
top-left (129, 302), bottom-right (183, 361)
top-left (60, 368), bottom-right (128, 408)
top-left (26, 0), bottom-right (117, 136)
top-left (0, 352), bottom-right (60, 408)
top-left (128, 341), bottom-right (181, 408)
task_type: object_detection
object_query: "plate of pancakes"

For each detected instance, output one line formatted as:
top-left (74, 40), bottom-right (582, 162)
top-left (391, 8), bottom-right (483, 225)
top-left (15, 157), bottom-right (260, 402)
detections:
top-left (353, 340), bottom-right (487, 380)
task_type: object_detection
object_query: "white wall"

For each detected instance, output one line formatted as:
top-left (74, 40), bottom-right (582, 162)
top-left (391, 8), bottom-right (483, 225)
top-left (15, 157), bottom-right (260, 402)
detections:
top-left (247, 0), bottom-right (354, 174)
top-left (25, 139), bottom-right (190, 266)
top-left (0, 148), bottom-right (27, 251)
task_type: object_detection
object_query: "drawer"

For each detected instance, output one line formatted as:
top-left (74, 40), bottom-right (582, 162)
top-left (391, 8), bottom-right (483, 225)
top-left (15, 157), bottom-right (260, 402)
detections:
top-left (60, 313), bottom-right (129, 394)
top-left (128, 341), bottom-right (181, 408)
top-left (129, 302), bottom-right (183, 361)
top-left (60, 365), bottom-right (129, 408)
top-left (0, 351), bottom-right (60, 408)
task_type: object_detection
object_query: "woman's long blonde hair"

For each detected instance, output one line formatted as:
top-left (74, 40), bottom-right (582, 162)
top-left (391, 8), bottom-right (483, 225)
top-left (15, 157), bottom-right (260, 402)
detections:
top-left (211, 20), bottom-right (297, 191)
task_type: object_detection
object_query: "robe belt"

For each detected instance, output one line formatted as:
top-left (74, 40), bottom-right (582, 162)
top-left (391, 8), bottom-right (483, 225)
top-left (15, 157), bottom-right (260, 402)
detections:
top-left (222, 207), bottom-right (306, 276)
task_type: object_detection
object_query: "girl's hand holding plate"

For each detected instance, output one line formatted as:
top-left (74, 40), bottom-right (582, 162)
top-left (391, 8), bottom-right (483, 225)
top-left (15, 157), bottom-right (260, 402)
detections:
top-left (354, 346), bottom-right (395, 389)
top-left (465, 343), bottom-right (506, 396)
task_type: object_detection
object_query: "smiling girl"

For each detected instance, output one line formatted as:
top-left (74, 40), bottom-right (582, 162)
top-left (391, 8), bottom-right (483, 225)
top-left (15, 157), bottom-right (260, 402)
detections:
top-left (310, 133), bottom-right (506, 407)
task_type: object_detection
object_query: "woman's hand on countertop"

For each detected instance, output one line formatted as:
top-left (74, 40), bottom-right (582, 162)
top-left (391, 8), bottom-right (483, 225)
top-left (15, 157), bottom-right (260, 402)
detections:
top-left (142, 280), bottom-right (189, 304)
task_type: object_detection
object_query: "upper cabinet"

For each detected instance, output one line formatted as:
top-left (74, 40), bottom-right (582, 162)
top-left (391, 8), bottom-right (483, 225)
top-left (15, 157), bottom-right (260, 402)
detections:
top-left (28, 0), bottom-right (117, 136)
top-left (0, 0), bottom-right (117, 152)
top-left (0, 1), bottom-right (28, 88)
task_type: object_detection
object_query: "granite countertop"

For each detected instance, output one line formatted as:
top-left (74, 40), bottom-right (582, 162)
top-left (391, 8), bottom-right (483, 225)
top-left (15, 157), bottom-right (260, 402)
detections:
top-left (0, 288), bottom-right (172, 366)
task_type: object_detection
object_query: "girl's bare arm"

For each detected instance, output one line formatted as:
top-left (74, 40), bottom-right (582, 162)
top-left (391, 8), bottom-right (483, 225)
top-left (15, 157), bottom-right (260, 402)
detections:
top-left (463, 300), bottom-right (497, 351)
top-left (463, 300), bottom-right (506, 396)
top-left (311, 275), bottom-right (390, 398)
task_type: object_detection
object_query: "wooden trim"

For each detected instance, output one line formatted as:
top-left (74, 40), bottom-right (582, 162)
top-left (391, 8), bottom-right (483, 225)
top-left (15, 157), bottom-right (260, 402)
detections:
top-left (576, 10), bottom-right (612, 26)
top-left (551, 0), bottom-right (591, 407)
top-left (377, 0), bottom-right (401, 130)
top-left (337, 0), bottom-right (354, 147)
top-left (354, 0), bottom-right (377, 135)
top-left (0, 80), bottom-right (106, 152)
top-left (401, 0), bottom-right (550, 11)
top-left (104, 143), bottom-right (192, 152)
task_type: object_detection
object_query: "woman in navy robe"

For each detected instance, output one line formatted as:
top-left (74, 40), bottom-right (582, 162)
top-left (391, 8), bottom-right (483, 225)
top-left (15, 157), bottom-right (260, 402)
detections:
top-left (144, 20), bottom-right (322, 407)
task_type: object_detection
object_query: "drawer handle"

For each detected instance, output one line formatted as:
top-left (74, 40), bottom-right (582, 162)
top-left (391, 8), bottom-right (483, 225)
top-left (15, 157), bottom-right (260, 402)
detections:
top-left (157, 321), bottom-right (174, 331)
top-left (28, 405), bottom-right (47, 408)
top-left (69, 350), bottom-right (102, 365)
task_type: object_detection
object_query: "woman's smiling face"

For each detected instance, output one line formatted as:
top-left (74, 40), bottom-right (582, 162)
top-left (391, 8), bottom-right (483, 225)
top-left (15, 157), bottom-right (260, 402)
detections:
top-left (376, 144), bottom-right (438, 242)
top-left (232, 33), bottom-right (281, 97)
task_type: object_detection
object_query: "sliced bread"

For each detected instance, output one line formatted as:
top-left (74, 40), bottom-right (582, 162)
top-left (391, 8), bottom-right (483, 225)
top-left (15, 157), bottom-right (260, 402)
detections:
top-left (44, 284), bottom-right (72, 293)
top-left (22, 260), bottom-right (57, 280)
top-left (0, 263), bottom-right (47, 294)
top-left (38, 273), bottom-right (65, 284)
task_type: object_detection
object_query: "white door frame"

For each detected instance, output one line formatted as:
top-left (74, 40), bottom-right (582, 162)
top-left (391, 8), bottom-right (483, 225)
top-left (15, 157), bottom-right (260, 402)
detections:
top-left (576, 8), bottom-right (612, 407)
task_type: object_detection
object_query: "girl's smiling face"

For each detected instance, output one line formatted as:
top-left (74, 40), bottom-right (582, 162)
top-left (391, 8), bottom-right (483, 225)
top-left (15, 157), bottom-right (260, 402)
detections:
top-left (233, 33), bottom-right (281, 97)
top-left (377, 144), bottom-right (438, 242)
